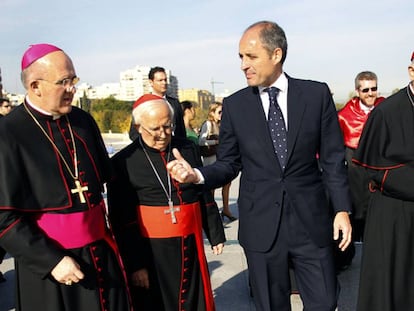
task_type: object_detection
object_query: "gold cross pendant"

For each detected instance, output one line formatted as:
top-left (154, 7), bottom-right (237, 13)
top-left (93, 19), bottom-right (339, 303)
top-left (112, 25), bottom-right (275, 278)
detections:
top-left (71, 180), bottom-right (89, 203)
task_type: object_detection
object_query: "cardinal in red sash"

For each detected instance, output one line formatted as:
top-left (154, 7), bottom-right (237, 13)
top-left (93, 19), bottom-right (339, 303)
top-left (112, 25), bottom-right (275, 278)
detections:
top-left (107, 94), bottom-right (225, 311)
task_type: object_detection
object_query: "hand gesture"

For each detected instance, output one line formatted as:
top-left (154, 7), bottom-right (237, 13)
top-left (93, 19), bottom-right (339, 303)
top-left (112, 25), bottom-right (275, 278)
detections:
top-left (167, 148), bottom-right (199, 183)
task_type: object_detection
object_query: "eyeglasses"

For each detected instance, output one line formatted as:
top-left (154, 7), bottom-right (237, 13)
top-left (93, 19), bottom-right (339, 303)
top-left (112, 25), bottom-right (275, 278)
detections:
top-left (141, 123), bottom-right (174, 136)
top-left (359, 86), bottom-right (378, 93)
top-left (38, 76), bottom-right (80, 89)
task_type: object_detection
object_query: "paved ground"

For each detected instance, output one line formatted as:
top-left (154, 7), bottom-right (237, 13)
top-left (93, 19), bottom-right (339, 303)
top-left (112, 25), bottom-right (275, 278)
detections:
top-left (0, 134), bottom-right (361, 310)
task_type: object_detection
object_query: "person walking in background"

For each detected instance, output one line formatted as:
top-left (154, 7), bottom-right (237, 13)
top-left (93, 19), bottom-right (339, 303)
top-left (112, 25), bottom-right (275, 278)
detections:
top-left (107, 94), bottom-right (225, 311)
top-left (353, 52), bottom-right (414, 311)
top-left (0, 43), bottom-right (131, 311)
top-left (199, 102), bottom-right (236, 222)
top-left (129, 66), bottom-right (186, 141)
top-left (0, 97), bottom-right (12, 117)
top-left (337, 71), bottom-right (385, 242)
top-left (167, 20), bottom-right (352, 311)
top-left (0, 97), bottom-right (11, 283)
top-left (181, 100), bottom-right (199, 144)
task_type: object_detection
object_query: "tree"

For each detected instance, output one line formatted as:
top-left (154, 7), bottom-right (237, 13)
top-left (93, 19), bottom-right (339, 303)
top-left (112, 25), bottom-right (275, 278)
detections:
top-left (89, 96), bottom-right (132, 133)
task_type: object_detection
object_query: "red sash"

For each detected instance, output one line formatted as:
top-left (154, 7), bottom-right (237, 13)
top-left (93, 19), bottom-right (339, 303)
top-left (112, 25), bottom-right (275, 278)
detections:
top-left (138, 203), bottom-right (215, 311)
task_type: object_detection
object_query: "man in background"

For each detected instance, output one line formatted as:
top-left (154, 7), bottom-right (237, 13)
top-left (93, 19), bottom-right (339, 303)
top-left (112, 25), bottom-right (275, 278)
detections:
top-left (129, 66), bottom-right (186, 140)
top-left (338, 71), bottom-right (385, 242)
top-left (0, 97), bottom-right (12, 117)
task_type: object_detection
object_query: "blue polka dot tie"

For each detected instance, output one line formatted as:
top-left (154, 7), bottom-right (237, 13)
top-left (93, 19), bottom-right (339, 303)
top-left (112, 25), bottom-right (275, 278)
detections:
top-left (265, 87), bottom-right (287, 170)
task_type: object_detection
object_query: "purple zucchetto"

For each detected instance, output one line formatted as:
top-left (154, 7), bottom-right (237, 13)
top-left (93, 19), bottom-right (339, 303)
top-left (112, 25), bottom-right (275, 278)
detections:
top-left (21, 43), bottom-right (62, 71)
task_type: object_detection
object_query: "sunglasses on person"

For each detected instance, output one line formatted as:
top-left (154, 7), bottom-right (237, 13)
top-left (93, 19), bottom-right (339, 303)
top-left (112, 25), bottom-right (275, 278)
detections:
top-left (359, 87), bottom-right (378, 93)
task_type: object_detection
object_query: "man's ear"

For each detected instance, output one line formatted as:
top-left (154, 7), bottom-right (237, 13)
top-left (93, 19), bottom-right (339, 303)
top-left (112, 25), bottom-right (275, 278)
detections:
top-left (408, 65), bottom-right (414, 80)
top-left (30, 80), bottom-right (41, 96)
top-left (272, 47), bottom-right (283, 65)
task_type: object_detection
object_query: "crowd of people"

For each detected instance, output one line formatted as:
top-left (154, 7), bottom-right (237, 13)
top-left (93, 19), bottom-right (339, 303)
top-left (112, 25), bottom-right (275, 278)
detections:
top-left (0, 20), bottom-right (413, 311)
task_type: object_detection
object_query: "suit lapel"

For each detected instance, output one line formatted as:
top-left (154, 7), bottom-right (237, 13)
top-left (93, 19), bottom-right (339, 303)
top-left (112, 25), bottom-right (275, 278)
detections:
top-left (286, 78), bottom-right (306, 165)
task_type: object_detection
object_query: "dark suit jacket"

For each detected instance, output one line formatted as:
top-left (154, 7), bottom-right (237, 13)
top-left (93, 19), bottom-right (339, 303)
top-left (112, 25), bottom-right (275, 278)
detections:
top-left (129, 95), bottom-right (186, 141)
top-left (200, 75), bottom-right (351, 252)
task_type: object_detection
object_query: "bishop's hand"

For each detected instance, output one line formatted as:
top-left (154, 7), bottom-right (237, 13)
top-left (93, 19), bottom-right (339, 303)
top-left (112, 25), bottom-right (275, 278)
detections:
top-left (167, 148), bottom-right (199, 184)
top-left (51, 255), bottom-right (84, 285)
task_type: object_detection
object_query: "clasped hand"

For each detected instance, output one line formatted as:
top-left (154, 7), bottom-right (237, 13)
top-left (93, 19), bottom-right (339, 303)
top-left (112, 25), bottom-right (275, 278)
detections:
top-left (167, 149), bottom-right (199, 183)
top-left (51, 255), bottom-right (84, 285)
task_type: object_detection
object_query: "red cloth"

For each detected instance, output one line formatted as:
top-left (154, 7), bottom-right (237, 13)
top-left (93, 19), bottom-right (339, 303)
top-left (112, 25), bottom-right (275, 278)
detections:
top-left (337, 97), bottom-right (385, 149)
top-left (137, 202), bottom-right (215, 311)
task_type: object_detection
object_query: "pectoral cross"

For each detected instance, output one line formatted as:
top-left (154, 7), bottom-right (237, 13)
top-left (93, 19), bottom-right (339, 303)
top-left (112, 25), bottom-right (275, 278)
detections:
top-left (164, 200), bottom-right (180, 224)
top-left (71, 180), bottom-right (89, 203)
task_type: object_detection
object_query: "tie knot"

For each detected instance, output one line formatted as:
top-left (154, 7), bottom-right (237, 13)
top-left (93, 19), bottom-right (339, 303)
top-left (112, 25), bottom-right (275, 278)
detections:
top-left (265, 87), bottom-right (279, 98)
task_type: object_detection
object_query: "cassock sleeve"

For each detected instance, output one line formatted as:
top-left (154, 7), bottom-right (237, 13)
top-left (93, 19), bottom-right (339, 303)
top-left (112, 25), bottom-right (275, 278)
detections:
top-left (199, 190), bottom-right (226, 246)
top-left (0, 211), bottom-right (66, 278)
top-left (0, 131), bottom-right (66, 278)
top-left (353, 106), bottom-right (414, 201)
top-left (188, 141), bottom-right (226, 246)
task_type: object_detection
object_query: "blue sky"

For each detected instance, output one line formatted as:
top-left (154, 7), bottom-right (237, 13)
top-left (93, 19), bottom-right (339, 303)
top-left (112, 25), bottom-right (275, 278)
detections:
top-left (1, 0), bottom-right (412, 101)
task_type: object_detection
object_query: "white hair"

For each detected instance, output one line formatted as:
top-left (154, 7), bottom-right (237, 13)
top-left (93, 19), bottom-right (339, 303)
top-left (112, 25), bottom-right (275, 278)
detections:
top-left (132, 99), bottom-right (174, 125)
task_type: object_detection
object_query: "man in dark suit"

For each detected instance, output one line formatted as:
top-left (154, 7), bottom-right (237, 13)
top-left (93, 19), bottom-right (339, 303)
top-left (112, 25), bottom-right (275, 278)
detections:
top-left (168, 21), bottom-right (352, 311)
top-left (129, 66), bottom-right (186, 140)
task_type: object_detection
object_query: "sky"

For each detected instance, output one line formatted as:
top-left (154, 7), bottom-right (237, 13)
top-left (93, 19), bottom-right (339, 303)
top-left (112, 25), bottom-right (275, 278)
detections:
top-left (0, 0), bottom-right (412, 102)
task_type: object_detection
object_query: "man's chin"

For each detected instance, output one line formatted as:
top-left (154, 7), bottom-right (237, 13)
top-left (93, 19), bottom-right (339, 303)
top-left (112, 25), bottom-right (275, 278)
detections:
top-left (60, 105), bottom-right (73, 115)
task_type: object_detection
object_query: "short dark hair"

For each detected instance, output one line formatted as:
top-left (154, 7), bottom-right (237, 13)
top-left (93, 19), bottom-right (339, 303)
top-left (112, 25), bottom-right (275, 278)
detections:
top-left (181, 100), bottom-right (195, 111)
top-left (354, 71), bottom-right (378, 89)
top-left (148, 66), bottom-right (166, 80)
top-left (245, 21), bottom-right (288, 64)
top-left (0, 97), bottom-right (10, 106)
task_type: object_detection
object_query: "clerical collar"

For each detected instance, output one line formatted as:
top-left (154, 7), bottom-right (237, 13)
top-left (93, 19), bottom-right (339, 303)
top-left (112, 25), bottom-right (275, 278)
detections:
top-left (359, 100), bottom-right (375, 114)
top-left (25, 95), bottom-right (63, 119)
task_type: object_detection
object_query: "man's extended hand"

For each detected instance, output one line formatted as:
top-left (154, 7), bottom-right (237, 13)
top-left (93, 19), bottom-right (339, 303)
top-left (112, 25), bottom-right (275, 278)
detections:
top-left (167, 148), bottom-right (199, 183)
top-left (333, 211), bottom-right (352, 251)
top-left (51, 256), bottom-right (84, 285)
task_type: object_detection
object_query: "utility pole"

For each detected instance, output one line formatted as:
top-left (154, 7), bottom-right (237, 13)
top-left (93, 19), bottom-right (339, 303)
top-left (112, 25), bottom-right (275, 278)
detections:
top-left (210, 78), bottom-right (224, 97)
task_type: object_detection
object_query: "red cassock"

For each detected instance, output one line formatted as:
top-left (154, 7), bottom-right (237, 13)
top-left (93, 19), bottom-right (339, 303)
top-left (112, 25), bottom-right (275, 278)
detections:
top-left (337, 97), bottom-right (385, 149)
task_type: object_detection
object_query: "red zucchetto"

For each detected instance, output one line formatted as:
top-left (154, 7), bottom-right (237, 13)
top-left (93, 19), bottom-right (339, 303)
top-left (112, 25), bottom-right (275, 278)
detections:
top-left (132, 94), bottom-right (164, 111)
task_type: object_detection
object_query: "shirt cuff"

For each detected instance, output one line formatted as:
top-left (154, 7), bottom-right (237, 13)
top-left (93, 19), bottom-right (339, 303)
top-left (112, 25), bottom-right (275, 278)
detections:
top-left (194, 168), bottom-right (205, 184)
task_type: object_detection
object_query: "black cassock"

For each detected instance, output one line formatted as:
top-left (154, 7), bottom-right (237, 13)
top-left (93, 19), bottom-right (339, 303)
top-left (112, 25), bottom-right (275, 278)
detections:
top-left (0, 102), bottom-right (130, 311)
top-left (353, 86), bottom-right (414, 311)
top-left (108, 136), bottom-right (225, 311)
